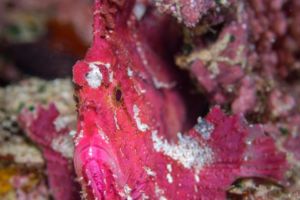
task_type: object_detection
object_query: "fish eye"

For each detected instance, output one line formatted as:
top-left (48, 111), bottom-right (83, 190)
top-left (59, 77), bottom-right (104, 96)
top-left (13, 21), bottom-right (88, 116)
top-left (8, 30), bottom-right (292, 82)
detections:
top-left (113, 87), bottom-right (122, 103)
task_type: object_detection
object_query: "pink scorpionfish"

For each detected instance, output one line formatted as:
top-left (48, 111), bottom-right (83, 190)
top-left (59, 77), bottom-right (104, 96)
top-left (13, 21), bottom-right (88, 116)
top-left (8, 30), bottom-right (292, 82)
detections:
top-left (72, 0), bottom-right (287, 199)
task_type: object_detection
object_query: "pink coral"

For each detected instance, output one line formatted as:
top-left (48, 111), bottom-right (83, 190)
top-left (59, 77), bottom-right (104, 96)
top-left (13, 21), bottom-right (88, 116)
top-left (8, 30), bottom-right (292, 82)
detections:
top-left (18, 104), bottom-right (80, 200)
top-left (153, 0), bottom-right (235, 27)
top-left (248, 0), bottom-right (300, 78)
top-left (175, 0), bottom-right (300, 126)
top-left (176, 19), bottom-right (249, 107)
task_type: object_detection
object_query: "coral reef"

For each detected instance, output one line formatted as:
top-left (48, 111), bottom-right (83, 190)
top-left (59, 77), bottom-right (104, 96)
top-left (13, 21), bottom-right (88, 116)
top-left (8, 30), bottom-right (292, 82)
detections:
top-left (19, 104), bottom-right (80, 200)
top-left (247, 0), bottom-right (300, 79)
top-left (175, 0), bottom-right (300, 119)
top-left (0, 78), bottom-right (76, 199)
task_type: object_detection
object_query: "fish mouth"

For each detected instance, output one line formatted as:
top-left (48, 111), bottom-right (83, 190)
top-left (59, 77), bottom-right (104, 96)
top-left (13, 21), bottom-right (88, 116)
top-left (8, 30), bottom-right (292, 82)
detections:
top-left (74, 144), bottom-right (110, 173)
top-left (74, 144), bottom-right (122, 199)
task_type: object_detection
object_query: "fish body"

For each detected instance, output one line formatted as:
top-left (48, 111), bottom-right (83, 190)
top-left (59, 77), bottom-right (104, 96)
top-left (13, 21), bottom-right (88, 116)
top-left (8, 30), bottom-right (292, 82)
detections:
top-left (72, 1), bottom-right (287, 199)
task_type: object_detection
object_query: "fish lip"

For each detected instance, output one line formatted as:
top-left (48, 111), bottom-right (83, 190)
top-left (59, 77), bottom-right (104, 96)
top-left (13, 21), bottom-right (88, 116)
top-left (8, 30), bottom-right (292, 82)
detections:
top-left (74, 142), bottom-right (124, 182)
top-left (74, 144), bottom-right (112, 172)
top-left (74, 143), bottom-right (126, 199)
top-left (74, 146), bottom-right (114, 199)
top-left (76, 144), bottom-right (110, 157)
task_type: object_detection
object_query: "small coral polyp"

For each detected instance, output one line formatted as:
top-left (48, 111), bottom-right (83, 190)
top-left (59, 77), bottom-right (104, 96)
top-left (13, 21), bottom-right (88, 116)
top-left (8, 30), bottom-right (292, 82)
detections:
top-left (72, 0), bottom-right (287, 199)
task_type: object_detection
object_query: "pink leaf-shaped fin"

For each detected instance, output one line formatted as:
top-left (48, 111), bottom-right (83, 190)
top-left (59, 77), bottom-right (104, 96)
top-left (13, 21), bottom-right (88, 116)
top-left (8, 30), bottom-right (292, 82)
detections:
top-left (189, 107), bottom-right (288, 199)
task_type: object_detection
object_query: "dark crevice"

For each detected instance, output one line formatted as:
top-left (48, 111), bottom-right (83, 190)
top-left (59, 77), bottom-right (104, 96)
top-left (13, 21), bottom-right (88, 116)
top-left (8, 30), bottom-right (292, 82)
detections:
top-left (174, 67), bottom-right (210, 132)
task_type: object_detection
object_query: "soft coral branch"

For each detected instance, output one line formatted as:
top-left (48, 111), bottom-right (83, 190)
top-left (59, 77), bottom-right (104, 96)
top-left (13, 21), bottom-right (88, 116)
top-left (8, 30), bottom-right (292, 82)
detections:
top-left (18, 104), bottom-right (80, 200)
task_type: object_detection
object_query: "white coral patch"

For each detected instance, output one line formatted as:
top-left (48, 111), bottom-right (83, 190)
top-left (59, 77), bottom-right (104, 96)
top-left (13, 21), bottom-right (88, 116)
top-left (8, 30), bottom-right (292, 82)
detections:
top-left (151, 130), bottom-right (213, 171)
top-left (153, 77), bottom-right (176, 89)
top-left (51, 134), bottom-right (74, 158)
top-left (0, 139), bottom-right (43, 164)
top-left (53, 116), bottom-right (73, 131)
top-left (69, 130), bottom-right (76, 138)
top-left (86, 63), bottom-right (103, 88)
top-left (133, 104), bottom-right (149, 132)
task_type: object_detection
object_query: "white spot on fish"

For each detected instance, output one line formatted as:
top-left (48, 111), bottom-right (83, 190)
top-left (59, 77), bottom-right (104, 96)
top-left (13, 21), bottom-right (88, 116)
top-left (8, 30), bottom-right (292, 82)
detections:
top-left (194, 117), bottom-right (214, 140)
top-left (119, 185), bottom-right (132, 200)
top-left (194, 174), bottom-right (200, 183)
top-left (166, 164), bottom-right (173, 183)
top-left (114, 111), bottom-right (120, 130)
top-left (166, 173), bottom-right (173, 183)
top-left (88, 147), bottom-right (93, 157)
top-left (86, 63), bottom-right (103, 88)
top-left (141, 193), bottom-right (150, 200)
top-left (74, 130), bottom-right (84, 146)
top-left (109, 71), bottom-right (113, 83)
top-left (155, 183), bottom-right (167, 200)
top-left (153, 77), bottom-right (176, 89)
top-left (127, 67), bottom-right (133, 77)
top-left (151, 130), bottom-right (213, 171)
top-left (246, 140), bottom-right (252, 145)
top-left (144, 167), bottom-right (156, 176)
top-left (167, 164), bottom-right (172, 172)
top-left (133, 104), bottom-right (149, 132)
top-left (104, 63), bottom-right (111, 69)
top-left (136, 40), bottom-right (149, 67)
top-left (98, 129), bottom-right (109, 143)
top-left (134, 84), bottom-right (146, 94)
